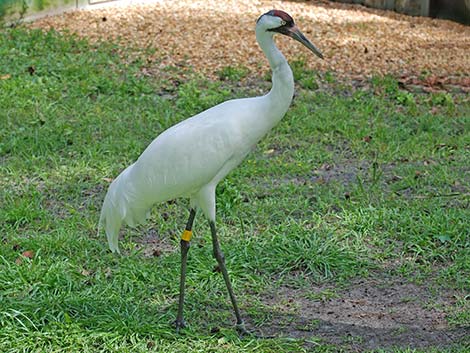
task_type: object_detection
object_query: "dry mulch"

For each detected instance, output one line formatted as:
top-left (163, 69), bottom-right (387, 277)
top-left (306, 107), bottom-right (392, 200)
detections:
top-left (30, 0), bottom-right (469, 88)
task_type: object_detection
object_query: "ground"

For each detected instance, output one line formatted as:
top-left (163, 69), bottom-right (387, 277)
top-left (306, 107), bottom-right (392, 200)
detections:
top-left (1, 0), bottom-right (469, 352)
top-left (260, 275), bottom-right (468, 350)
top-left (31, 0), bottom-right (470, 89)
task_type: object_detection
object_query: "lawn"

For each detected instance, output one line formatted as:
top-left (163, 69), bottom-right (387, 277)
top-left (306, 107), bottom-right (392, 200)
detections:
top-left (0, 27), bottom-right (469, 352)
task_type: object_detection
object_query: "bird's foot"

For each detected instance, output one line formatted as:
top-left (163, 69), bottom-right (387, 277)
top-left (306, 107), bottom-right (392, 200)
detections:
top-left (237, 324), bottom-right (276, 339)
top-left (235, 322), bottom-right (252, 338)
top-left (174, 319), bottom-right (186, 333)
top-left (235, 322), bottom-right (275, 339)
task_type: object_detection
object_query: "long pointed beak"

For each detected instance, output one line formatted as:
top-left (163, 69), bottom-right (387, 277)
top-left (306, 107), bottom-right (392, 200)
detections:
top-left (287, 26), bottom-right (323, 59)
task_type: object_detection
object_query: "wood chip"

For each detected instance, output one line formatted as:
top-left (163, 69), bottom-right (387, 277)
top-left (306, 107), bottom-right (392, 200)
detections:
top-left (29, 0), bottom-right (470, 87)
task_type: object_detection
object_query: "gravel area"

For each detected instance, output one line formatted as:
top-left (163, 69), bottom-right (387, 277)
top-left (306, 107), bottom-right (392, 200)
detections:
top-left (30, 0), bottom-right (469, 86)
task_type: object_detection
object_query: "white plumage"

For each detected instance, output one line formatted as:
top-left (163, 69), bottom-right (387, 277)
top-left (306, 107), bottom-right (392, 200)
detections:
top-left (100, 96), bottom-right (283, 252)
top-left (99, 9), bottom-right (322, 331)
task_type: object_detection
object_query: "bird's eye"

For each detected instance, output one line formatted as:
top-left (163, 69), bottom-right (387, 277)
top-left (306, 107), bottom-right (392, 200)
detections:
top-left (280, 20), bottom-right (286, 26)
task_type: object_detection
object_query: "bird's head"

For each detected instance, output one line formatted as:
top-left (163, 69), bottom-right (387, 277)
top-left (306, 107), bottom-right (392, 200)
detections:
top-left (256, 10), bottom-right (323, 59)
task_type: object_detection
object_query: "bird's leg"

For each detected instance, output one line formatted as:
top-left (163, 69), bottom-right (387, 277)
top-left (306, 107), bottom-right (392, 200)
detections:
top-left (209, 221), bottom-right (248, 335)
top-left (174, 208), bottom-right (196, 331)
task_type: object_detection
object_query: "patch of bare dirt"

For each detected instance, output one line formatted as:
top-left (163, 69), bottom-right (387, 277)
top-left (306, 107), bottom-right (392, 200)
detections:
top-left (306, 158), bottom-right (469, 202)
top-left (256, 275), bottom-right (469, 350)
top-left (135, 228), bottom-right (176, 257)
top-left (311, 159), bottom-right (370, 186)
top-left (29, 0), bottom-right (470, 89)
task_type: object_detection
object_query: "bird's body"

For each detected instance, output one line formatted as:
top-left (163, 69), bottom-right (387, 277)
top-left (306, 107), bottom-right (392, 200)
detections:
top-left (101, 30), bottom-right (296, 251)
top-left (99, 9), bottom-right (322, 332)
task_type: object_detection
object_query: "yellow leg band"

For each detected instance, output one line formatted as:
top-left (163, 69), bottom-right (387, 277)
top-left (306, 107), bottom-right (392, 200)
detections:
top-left (181, 229), bottom-right (193, 242)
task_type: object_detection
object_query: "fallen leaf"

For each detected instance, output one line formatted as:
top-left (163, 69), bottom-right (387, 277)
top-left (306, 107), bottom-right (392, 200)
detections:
top-left (15, 250), bottom-right (35, 265)
top-left (0, 74), bottom-right (11, 80)
top-left (81, 269), bottom-right (91, 276)
top-left (22, 250), bottom-right (34, 259)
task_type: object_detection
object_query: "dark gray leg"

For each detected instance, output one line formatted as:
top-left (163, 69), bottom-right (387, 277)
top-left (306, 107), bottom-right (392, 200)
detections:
top-left (174, 208), bottom-right (196, 331)
top-left (209, 221), bottom-right (248, 334)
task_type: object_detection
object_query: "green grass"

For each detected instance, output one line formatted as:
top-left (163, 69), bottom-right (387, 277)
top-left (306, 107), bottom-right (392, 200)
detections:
top-left (1, 28), bottom-right (469, 352)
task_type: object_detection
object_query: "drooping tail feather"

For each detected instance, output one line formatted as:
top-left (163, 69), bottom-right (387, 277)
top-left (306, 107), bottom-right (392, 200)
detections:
top-left (99, 164), bottom-right (150, 253)
top-left (99, 179), bottom-right (123, 253)
top-left (99, 188), bottom-right (123, 253)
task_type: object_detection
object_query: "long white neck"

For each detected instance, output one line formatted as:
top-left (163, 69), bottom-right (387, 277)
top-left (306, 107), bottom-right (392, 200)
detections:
top-left (256, 27), bottom-right (295, 126)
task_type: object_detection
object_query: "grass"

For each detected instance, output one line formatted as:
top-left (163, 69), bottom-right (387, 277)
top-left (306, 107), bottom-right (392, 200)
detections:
top-left (0, 27), bottom-right (469, 352)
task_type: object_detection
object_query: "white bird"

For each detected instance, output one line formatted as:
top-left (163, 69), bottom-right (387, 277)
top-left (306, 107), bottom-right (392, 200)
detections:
top-left (99, 9), bottom-right (323, 333)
